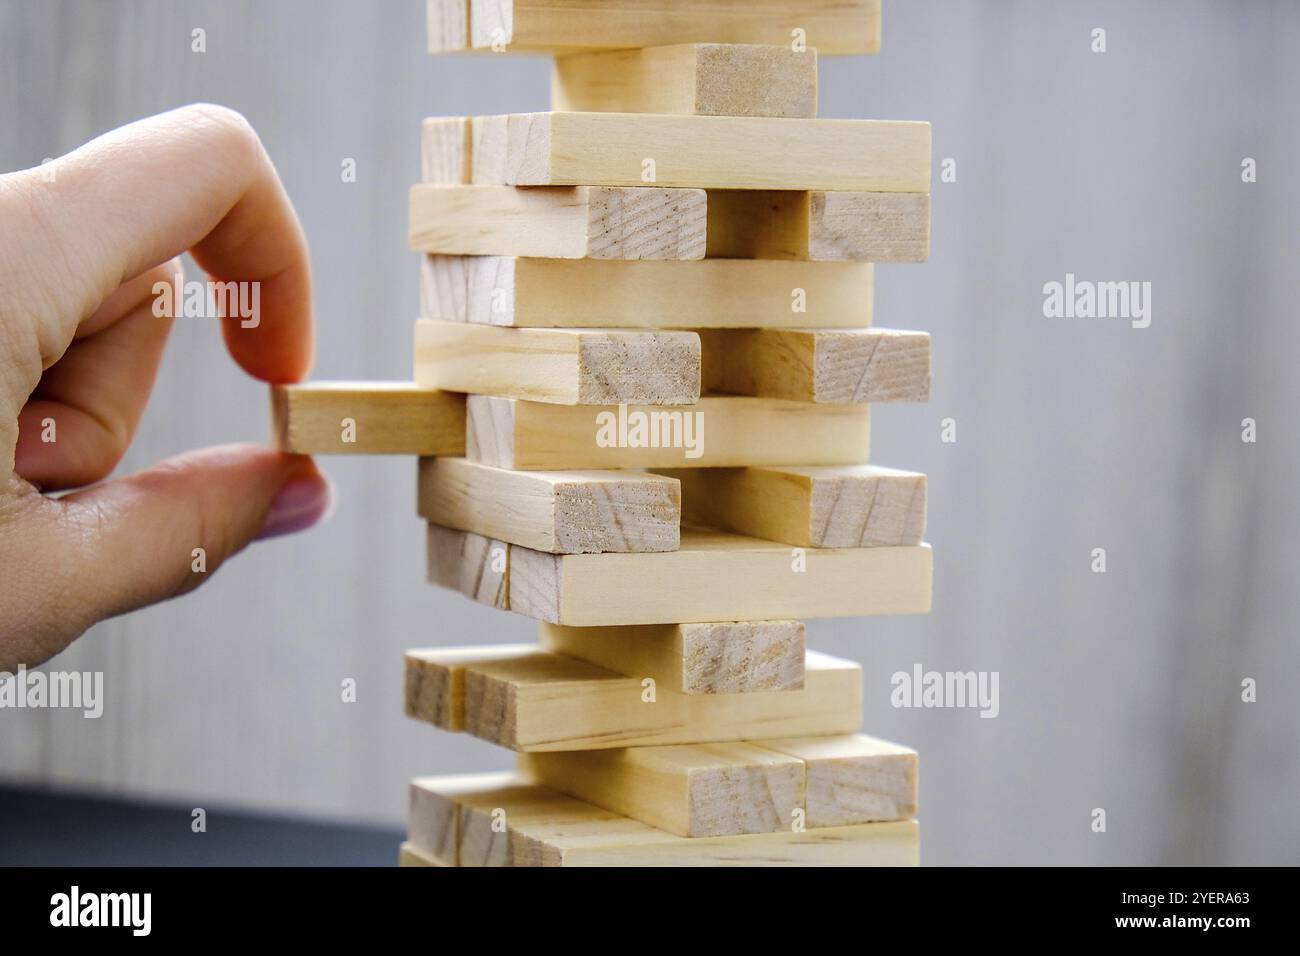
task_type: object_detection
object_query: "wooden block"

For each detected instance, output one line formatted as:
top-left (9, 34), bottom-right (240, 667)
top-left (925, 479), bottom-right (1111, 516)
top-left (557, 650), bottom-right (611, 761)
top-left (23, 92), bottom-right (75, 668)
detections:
top-left (538, 621), bottom-right (805, 693)
top-left (416, 456), bottom-right (680, 553)
top-left (552, 44), bottom-right (817, 118)
top-left (398, 842), bottom-right (451, 866)
top-left (758, 735), bottom-right (919, 827)
top-left (421, 117), bottom-right (472, 184)
top-left (408, 184), bottom-right (707, 260)
top-left (406, 644), bottom-right (862, 749)
top-left (428, 526), bottom-right (930, 625)
top-left (699, 328), bottom-right (931, 404)
top-left (466, 395), bottom-right (870, 470)
top-left (405, 645), bottom-right (534, 731)
top-left (518, 743), bottom-right (805, 837)
top-left (427, 0), bottom-right (882, 57)
top-left (269, 382), bottom-right (466, 455)
top-left (420, 255), bottom-right (873, 329)
top-left (414, 320), bottom-right (701, 406)
top-left (426, 524), bottom-right (509, 609)
top-left (419, 775), bottom-right (919, 867)
top-left (409, 772), bottom-right (515, 863)
top-left (663, 464), bottom-right (927, 548)
top-left (471, 113), bottom-right (930, 192)
top-left (706, 190), bottom-right (930, 262)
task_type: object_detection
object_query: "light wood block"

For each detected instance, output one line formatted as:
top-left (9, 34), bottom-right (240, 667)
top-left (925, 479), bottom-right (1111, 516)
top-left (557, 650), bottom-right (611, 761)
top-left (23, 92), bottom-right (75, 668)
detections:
top-left (663, 464), bottom-right (927, 548)
top-left (399, 842), bottom-right (450, 866)
top-left (466, 395), bottom-right (870, 470)
top-left (553, 44), bottom-right (817, 118)
top-left (471, 112), bottom-right (930, 192)
top-left (417, 457), bottom-right (680, 554)
top-left (699, 328), bottom-right (931, 404)
top-left (758, 735), bottom-right (919, 827)
top-left (405, 645), bottom-right (535, 731)
top-left (707, 190), bottom-right (930, 262)
top-left (414, 320), bottom-right (701, 406)
top-left (538, 621), bottom-right (805, 694)
top-left (426, 524), bottom-right (509, 609)
top-left (418, 775), bottom-right (919, 867)
top-left (420, 256), bottom-right (873, 328)
top-left (421, 117), bottom-right (472, 184)
top-left (408, 184), bottom-right (707, 260)
top-left (405, 644), bottom-right (862, 750)
top-left (428, 0), bottom-right (882, 57)
top-left (409, 772), bottom-right (514, 864)
top-left (518, 743), bottom-right (805, 837)
top-left (269, 382), bottom-right (465, 456)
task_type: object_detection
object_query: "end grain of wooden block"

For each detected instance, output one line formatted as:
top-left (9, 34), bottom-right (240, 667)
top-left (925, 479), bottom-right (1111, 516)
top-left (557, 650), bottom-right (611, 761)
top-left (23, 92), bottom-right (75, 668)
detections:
top-left (664, 464), bottom-right (927, 548)
top-left (539, 621), bottom-right (805, 693)
top-left (414, 320), bottom-right (702, 406)
top-left (269, 382), bottom-right (466, 455)
top-left (425, 524), bottom-right (510, 609)
top-left (552, 43), bottom-right (817, 118)
top-left (417, 457), bottom-right (680, 554)
top-left (759, 735), bottom-right (919, 826)
top-left (421, 117), bottom-right (472, 183)
top-left (699, 328), bottom-right (931, 404)
top-left (518, 743), bottom-right (806, 837)
top-left (404, 645), bottom-right (535, 731)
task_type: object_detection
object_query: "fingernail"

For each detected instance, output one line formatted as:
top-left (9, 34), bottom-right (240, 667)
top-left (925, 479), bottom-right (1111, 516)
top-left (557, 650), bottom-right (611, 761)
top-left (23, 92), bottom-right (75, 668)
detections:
top-left (257, 474), bottom-right (333, 541)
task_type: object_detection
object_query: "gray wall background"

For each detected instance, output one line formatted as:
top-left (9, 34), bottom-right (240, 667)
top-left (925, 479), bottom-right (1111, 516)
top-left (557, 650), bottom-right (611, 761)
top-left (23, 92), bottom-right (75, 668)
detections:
top-left (1, 0), bottom-right (1296, 865)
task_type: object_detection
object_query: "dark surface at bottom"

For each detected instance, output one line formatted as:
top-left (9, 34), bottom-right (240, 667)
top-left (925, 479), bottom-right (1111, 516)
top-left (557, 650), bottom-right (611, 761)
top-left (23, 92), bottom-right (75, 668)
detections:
top-left (0, 784), bottom-right (404, 866)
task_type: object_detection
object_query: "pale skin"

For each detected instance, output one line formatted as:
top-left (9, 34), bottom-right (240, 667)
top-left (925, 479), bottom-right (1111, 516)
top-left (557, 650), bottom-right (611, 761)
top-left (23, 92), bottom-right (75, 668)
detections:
top-left (0, 104), bottom-right (332, 671)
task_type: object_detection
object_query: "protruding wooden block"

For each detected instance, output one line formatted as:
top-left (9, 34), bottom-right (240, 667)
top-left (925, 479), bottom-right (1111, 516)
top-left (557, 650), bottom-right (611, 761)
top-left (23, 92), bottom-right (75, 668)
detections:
top-left (414, 320), bottom-right (701, 406)
top-left (519, 743), bottom-right (805, 837)
top-left (427, 0), bottom-right (882, 57)
top-left (269, 382), bottom-right (465, 456)
top-left (419, 256), bottom-right (873, 328)
top-left (425, 524), bottom-right (509, 609)
top-left (552, 44), bottom-right (817, 118)
top-left (471, 113), bottom-right (931, 192)
top-left (405, 645), bottom-right (534, 731)
top-left (699, 328), bottom-right (931, 404)
top-left (408, 184), bottom-right (707, 260)
top-left (411, 774), bottom-right (920, 867)
top-left (538, 621), bottom-right (805, 694)
top-left (417, 457), bottom-right (680, 554)
top-left (466, 395), bottom-right (871, 470)
top-left (663, 464), bottom-right (927, 548)
top-left (421, 117), bottom-right (472, 184)
top-left (398, 842), bottom-right (451, 867)
top-left (758, 735), bottom-right (919, 827)
top-left (428, 525), bottom-right (931, 624)
top-left (405, 645), bottom-right (862, 750)
top-left (707, 190), bottom-right (930, 262)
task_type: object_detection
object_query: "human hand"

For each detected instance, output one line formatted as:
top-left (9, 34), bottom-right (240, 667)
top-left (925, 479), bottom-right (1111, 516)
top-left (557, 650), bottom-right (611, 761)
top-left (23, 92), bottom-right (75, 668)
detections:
top-left (0, 104), bottom-right (331, 671)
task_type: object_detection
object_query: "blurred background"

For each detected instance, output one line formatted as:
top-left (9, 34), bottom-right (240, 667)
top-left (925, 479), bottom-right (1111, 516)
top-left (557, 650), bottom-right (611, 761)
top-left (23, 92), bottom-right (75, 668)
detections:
top-left (1, 0), bottom-right (1297, 865)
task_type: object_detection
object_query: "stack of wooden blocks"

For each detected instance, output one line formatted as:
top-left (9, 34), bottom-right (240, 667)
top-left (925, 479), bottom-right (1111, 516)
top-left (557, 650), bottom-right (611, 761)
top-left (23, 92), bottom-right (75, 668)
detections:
top-left (272, 0), bottom-right (934, 867)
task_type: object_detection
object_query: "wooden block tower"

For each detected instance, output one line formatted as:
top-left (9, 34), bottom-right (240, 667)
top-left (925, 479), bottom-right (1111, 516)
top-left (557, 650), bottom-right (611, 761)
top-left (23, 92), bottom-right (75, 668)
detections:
top-left (272, 0), bottom-right (934, 866)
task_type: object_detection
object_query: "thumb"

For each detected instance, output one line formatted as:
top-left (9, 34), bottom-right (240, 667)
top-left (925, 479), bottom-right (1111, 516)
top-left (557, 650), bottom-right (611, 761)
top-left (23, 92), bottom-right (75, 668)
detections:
top-left (8, 444), bottom-right (331, 667)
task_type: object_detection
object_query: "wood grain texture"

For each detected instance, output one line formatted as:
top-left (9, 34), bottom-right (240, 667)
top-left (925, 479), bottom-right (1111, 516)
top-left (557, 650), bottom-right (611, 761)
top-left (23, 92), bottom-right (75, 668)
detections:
top-left (707, 190), bottom-right (930, 262)
top-left (408, 184), bottom-right (707, 259)
top-left (269, 382), bottom-right (465, 455)
top-left (414, 320), bottom-right (701, 405)
top-left (425, 523), bottom-right (509, 609)
top-left (518, 742), bottom-right (805, 836)
top-left (538, 621), bottom-right (805, 694)
top-left (409, 772), bottom-right (513, 863)
top-left (471, 112), bottom-right (930, 191)
top-left (406, 644), bottom-right (862, 750)
top-left (552, 43), bottom-right (817, 118)
top-left (663, 464), bottom-right (927, 548)
top-left (404, 645), bottom-right (534, 731)
top-left (421, 116), bottom-right (472, 183)
top-left (465, 394), bottom-right (870, 469)
top-left (416, 456), bottom-right (680, 553)
top-left (415, 775), bottom-right (919, 867)
top-left (420, 255), bottom-right (873, 328)
top-left (699, 328), bottom-right (931, 403)
top-left (427, 0), bottom-right (882, 56)
top-left (758, 735), bottom-right (919, 827)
